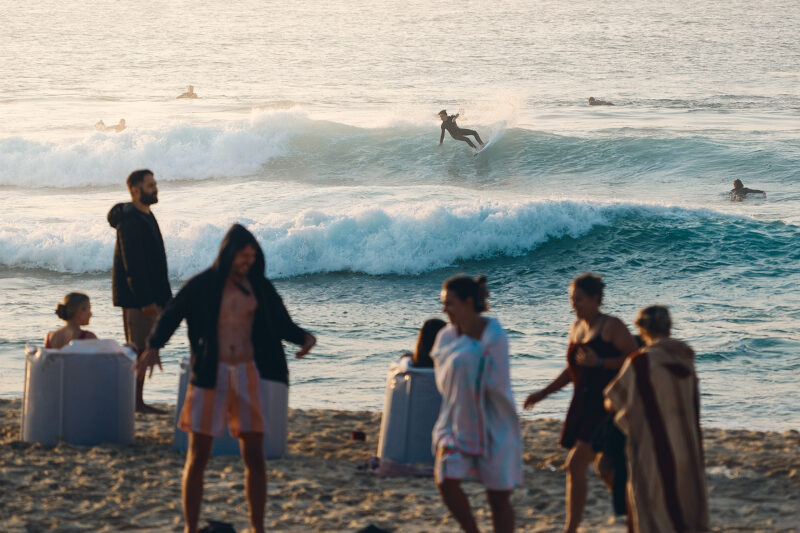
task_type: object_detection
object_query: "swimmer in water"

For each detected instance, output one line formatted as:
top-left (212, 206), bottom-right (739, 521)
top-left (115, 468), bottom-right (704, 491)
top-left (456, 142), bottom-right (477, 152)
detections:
top-left (177, 85), bottom-right (198, 99)
top-left (107, 119), bottom-right (126, 132)
top-left (95, 119), bottom-right (126, 132)
top-left (588, 97), bottom-right (615, 106)
top-left (729, 179), bottom-right (765, 201)
top-left (438, 109), bottom-right (484, 150)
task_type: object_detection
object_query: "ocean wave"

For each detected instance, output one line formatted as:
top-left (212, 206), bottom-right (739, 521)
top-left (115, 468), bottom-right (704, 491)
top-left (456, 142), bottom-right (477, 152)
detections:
top-left (2, 110), bottom-right (798, 188)
top-left (0, 110), bottom-right (314, 188)
top-left (3, 199), bottom-right (792, 279)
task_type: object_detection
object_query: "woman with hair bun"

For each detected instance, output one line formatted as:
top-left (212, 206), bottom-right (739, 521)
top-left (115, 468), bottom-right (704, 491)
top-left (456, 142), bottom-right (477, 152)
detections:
top-left (432, 274), bottom-right (522, 533)
top-left (44, 292), bottom-right (97, 349)
top-left (524, 273), bottom-right (637, 533)
top-left (604, 305), bottom-right (709, 533)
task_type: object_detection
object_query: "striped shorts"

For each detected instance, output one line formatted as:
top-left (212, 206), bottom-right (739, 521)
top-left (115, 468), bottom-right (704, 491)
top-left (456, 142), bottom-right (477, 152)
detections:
top-left (179, 361), bottom-right (266, 438)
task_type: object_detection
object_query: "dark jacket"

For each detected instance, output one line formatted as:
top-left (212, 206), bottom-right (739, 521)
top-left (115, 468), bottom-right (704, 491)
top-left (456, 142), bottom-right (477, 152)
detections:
top-left (146, 224), bottom-right (308, 388)
top-left (108, 202), bottom-right (172, 308)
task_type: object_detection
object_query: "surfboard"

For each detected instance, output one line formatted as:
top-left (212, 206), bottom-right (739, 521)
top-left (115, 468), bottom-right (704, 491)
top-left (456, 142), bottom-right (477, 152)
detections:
top-left (474, 121), bottom-right (506, 156)
top-left (473, 139), bottom-right (494, 156)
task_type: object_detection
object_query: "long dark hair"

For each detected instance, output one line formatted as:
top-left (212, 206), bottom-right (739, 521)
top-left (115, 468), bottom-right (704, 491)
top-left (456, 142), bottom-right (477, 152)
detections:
top-left (212, 224), bottom-right (267, 283)
top-left (413, 318), bottom-right (446, 368)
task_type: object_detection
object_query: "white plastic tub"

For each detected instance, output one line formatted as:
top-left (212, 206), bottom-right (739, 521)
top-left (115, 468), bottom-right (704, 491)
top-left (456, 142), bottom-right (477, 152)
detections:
top-left (173, 358), bottom-right (288, 458)
top-left (377, 359), bottom-right (442, 464)
top-left (21, 340), bottom-right (136, 446)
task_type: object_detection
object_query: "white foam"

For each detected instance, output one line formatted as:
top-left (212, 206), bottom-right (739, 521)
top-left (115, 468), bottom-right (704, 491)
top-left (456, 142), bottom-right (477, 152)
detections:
top-left (0, 109), bottom-right (326, 187)
top-left (0, 199), bottom-right (723, 278)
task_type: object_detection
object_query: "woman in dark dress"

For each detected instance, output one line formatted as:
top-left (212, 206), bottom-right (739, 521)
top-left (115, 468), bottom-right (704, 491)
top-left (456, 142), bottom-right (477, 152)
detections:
top-left (524, 273), bottom-right (637, 533)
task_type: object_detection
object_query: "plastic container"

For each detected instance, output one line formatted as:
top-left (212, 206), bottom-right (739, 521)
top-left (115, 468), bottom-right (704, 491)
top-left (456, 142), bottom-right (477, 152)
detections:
top-left (377, 359), bottom-right (442, 464)
top-left (21, 340), bottom-right (136, 446)
top-left (173, 358), bottom-right (288, 458)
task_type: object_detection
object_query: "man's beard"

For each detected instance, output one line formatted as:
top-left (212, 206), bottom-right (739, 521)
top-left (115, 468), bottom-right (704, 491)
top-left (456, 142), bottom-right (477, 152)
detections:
top-left (140, 191), bottom-right (158, 205)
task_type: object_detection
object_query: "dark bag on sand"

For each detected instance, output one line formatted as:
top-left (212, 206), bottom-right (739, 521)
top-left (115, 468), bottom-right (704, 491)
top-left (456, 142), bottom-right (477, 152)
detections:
top-left (592, 413), bottom-right (628, 516)
top-left (198, 520), bottom-right (236, 533)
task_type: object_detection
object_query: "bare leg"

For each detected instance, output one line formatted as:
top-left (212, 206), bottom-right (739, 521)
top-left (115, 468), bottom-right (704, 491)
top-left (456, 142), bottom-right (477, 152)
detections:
top-left (564, 440), bottom-right (596, 533)
top-left (594, 452), bottom-right (615, 491)
top-left (124, 309), bottom-right (165, 414)
top-left (239, 432), bottom-right (266, 533)
top-left (487, 489), bottom-right (515, 533)
top-left (438, 479), bottom-right (480, 533)
top-left (183, 432), bottom-right (213, 533)
top-left (134, 376), bottom-right (165, 413)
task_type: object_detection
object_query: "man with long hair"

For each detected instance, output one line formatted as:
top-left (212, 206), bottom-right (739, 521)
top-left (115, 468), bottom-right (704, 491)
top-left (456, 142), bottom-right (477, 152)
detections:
top-left (139, 224), bottom-right (316, 533)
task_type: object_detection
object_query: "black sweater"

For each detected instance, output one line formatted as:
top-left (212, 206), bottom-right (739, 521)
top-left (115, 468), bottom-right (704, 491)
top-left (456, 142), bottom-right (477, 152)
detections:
top-left (146, 268), bottom-right (308, 388)
top-left (107, 202), bottom-right (172, 308)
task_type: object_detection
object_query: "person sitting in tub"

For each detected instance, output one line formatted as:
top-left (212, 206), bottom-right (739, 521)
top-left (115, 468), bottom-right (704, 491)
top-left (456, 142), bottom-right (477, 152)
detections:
top-left (400, 318), bottom-right (447, 368)
top-left (44, 293), bottom-right (97, 349)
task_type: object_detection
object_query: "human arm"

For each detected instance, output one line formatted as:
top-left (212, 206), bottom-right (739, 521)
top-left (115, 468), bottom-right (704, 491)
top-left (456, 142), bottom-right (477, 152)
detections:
top-left (294, 332), bottom-right (316, 358)
top-left (524, 367), bottom-right (571, 409)
top-left (263, 279), bottom-right (314, 357)
top-left (743, 187), bottom-right (765, 195)
top-left (439, 125), bottom-right (445, 145)
top-left (603, 357), bottom-right (636, 417)
top-left (146, 278), bottom-right (195, 350)
top-left (137, 278), bottom-right (196, 378)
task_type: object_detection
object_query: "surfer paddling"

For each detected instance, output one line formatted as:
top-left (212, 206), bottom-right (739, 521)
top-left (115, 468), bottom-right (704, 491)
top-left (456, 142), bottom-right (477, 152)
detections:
top-left (729, 179), bottom-right (765, 201)
top-left (438, 109), bottom-right (484, 150)
top-left (177, 85), bottom-right (198, 99)
top-left (588, 97), bottom-right (615, 106)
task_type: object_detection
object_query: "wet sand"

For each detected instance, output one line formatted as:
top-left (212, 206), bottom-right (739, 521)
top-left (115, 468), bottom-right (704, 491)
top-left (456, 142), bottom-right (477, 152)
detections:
top-left (1, 399), bottom-right (798, 532)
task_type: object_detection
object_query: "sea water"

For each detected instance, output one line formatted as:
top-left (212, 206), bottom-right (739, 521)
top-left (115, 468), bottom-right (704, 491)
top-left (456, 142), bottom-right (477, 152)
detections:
top-left (2, 0), bottom-right (799, 430)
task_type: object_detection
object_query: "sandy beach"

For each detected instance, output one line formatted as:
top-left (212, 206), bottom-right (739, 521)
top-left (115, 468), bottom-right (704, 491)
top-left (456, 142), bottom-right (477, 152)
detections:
top-left (0, 399), bottom-right (797, 532)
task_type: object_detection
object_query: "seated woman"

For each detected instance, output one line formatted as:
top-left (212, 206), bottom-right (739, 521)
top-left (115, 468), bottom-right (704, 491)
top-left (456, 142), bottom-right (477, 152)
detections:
top-left (44, 292), bottom-right (97, 349)
top-left (604, 305), bottom-right (709, 533)
top-left (400, 318), bottom-right (446, 368)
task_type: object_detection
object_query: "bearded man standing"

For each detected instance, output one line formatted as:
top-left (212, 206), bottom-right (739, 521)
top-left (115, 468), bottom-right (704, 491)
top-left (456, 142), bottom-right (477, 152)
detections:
top-left (108, 169), bottom-right (172, 413)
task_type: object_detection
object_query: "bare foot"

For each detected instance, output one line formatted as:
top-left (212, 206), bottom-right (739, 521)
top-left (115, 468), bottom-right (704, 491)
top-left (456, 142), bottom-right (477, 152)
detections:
top-left (136, 402), bottom-right (166, 414)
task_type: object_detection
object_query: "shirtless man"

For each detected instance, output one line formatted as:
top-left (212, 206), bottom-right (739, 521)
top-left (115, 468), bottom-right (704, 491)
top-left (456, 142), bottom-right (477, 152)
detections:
top-left (730, 179), bottom-right (766, 201)
top-left (439, 109), bottom-right (484, 150)
top-left (140, 224), bottom-right (316, 533)
top-left (178, 85), bottom-right (198, 99)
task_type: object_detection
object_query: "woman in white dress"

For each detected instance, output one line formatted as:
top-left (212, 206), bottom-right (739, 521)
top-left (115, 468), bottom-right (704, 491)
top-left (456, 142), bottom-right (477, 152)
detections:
top-left (432, 274), bottom-right (522, 533)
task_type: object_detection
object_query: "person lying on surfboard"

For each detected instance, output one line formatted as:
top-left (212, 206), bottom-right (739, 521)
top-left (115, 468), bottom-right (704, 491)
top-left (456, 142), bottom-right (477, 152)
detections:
top-left (438, 109), bottom-right (484, 150)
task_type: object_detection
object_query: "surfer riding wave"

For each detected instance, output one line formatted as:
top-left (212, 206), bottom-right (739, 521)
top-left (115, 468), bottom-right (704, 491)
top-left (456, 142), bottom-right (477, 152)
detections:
top-left (438, 109), bottom-right (484, 150)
